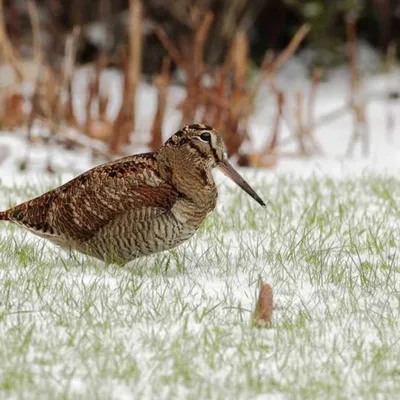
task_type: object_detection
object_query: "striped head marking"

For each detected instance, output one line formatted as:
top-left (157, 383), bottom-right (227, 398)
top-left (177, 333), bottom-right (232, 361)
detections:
top-left (162, 124), bottom-right (266, 207)
top-left (164, 124), bottom-right (226, 167)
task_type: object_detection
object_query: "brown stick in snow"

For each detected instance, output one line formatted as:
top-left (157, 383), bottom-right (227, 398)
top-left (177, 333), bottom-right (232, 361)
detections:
top-left (253, 280), bottom-right (273, 327)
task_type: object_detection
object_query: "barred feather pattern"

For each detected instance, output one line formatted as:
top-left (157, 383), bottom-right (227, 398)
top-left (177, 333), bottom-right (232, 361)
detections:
top-left (0, 141), bottom-right (219, 263)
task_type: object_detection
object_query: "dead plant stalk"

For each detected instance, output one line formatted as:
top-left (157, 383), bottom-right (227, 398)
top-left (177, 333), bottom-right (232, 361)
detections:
top-left (345, 14), bottom-right (369, 156)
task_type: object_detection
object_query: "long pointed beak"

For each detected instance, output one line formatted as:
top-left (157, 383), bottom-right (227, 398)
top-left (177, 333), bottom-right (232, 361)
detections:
top-left (218, 160), bottom-right (266, 207)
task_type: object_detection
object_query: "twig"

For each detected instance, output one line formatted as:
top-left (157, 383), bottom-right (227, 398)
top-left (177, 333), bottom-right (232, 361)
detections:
top-left (307, 69), bottom-right (323, 132)
top-left (27, 0), bottom-right (42, 65)
top-left (109, 49), bottom-right (134, 153)
top-left (27, 73), bottom-right (42, 142)
top-left (63, 27), bottom-right (80, 85)
top-left (264, 90), bottom-right (284, 154)
top-left (0, 0), bottom-right (24, 81)
top-left (305, 69), bottom-right (324, 154)
top-left (314, 103), bottom-right (351, 127)
top-left (194, 12), bottom-right (213, 75)
top-left (58, 26), bottom-right (80, 122)
top-left (109, 0), bottom-right (143, 153)
top-left (295, 90), bottom-right (308, 155)
top-left (385, 41), bottom-right (396, 141)
top-left (345, 14), bottom-right (369, 157)
top-left (248, 24), bottom-right (310, 114)
top-left (129, 0), bottom-right (143, 133)
top-left (36, 115), bottom-right (114, 160)
top-left (231, 29), bottom-right (248, 91)
top-left (153, 26), bottom-right (183, 66)
top-left (268, 24), bottom-right (310, 75)
top-left (150, 57), bottom-right (171, 151)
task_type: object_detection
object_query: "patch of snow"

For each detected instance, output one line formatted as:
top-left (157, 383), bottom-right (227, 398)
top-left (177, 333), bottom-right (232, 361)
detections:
top-left (1, 55), bottom-right (400, 399)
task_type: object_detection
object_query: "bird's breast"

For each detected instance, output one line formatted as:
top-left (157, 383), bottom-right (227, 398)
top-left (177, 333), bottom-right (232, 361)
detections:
top-left (172, 190), bottom-right (217, 227)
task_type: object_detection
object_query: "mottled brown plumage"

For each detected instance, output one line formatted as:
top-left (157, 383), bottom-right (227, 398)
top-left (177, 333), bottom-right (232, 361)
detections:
top-left (0, 124), bottom-right (265, 264)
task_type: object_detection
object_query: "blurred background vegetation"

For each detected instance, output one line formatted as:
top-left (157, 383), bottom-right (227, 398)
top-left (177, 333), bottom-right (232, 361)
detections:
top-left (3, 0), bottom-right (400, 71)
top-left (0, 0), bottom-right (397, 166)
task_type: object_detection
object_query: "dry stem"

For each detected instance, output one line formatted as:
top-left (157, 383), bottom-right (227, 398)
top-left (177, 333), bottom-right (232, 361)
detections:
top-left (129, 0), bottom-right (143, 132)
top-left (27, 0), bottom-right (42, 65)
top-left (345, 14), bottom-right (369, 156)
top-left (150, 57), bottom-right (171, 151)
top-left (0, 0), bottom-right (24, 81)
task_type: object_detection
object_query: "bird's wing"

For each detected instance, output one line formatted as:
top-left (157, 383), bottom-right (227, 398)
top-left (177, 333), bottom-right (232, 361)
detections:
top-left (7, 155), bottom-right (179, 241)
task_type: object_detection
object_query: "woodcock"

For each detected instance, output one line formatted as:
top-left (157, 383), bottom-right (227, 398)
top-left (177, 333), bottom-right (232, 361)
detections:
top-left (0, 124), bottom-right (265, 264)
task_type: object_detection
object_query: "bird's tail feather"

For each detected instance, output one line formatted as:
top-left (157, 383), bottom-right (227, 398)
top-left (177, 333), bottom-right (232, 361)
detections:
top-left (0, 211), bottom-right (10, 221)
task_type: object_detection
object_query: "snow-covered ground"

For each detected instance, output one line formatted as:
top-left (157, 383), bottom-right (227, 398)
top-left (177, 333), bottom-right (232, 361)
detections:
top-left (1, 52), bottom-right (400, 399)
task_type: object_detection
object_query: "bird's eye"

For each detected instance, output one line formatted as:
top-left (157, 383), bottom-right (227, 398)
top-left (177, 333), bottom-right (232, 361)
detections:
top-left (199, 132), bottom-right (212, 142)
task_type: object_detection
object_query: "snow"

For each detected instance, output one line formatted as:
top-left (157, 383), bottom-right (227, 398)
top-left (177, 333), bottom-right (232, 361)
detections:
top-left (1, 47), bottom-right (400, 398)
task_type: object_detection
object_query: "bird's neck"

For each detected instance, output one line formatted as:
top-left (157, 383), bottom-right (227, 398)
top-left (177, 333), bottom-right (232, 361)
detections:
top-left (156, 149), bottom-right (217, 204)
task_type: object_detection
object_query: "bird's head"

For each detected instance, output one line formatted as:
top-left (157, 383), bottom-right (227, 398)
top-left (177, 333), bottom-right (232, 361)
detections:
top-left (162, 124), bottom-right (265, 207)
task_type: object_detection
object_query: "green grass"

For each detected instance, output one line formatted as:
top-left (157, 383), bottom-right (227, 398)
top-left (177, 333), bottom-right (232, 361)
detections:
top-left (1, 172), bottom-right (400, 399)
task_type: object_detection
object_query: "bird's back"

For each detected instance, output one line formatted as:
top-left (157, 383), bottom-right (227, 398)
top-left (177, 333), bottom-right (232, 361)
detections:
top-left (0, 150), bottom-right (222, 263)
top-left (0, 153), bottom-right (181, 257)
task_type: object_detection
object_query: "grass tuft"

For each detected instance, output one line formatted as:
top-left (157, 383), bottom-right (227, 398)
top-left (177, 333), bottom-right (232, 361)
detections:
top-left (1, 172), bottom-right (400, 398)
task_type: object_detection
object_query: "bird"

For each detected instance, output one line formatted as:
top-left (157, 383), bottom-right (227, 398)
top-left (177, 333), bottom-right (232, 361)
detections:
top-left (0, 124), bottom-right (265, 264)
